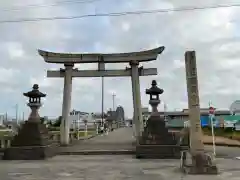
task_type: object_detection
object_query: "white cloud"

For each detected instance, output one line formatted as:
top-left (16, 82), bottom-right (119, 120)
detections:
top-left (0, 67), bottom-right (18, 83)
top-left (0, 0), bottom-right (240, 118)
top-left (29, 75), bottom-right (53, 88)
top-left (5, 42), bottom-right (25, 60)
top-left (173, 59), bottom-right (184, 69)
top-left (121, 22), bottom-right (130, 32)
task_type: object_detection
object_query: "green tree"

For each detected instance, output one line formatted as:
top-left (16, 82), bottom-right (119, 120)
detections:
top-left (53, 116), bottom-right (62, 127)
top-left (48, 120), bottom-right (53, 126)
top-left (40, 117), bottom-right (45, 124)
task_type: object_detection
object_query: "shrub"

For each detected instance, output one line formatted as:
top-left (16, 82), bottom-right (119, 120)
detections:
top-left (224, 127), bottom-right (234, 133)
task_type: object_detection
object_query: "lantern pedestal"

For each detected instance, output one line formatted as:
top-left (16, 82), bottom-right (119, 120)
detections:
top-left (136, 114), bottom-right (181, 159)
top-left (3, 121), bottom-right (55, 160)
top-left (136, 80), bottom-right (183, 159)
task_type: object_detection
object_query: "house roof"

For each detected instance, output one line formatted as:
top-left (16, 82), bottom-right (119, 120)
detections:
top-left (143, 109), bottom-right (231, 116)
top-left (223, 115), bottom-right (240, 121)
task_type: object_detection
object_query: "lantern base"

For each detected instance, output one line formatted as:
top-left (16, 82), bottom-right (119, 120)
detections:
top-left (2, 145), bottom-right (56, 160)
top-left (136, 114), bottom-right (185, 159)
top-left (3, 121), bottom-right (56, 160)
top-left (136, 144), bottom-right (181, 159)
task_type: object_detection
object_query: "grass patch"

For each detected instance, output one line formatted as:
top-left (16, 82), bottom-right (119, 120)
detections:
top-left (202, 127), bottom-right (240, 140)
top-left (0, 130), bottom-right (15, 138)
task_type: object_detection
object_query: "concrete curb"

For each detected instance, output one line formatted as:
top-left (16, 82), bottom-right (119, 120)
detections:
top-left (204, 142), bottom-right (240, 148)
top-left (83, 134), bottom-right (99, 140)
top-left (69, 134), bottom-right (99, 144)
top-left (57, 150), bottom-right (135, 155)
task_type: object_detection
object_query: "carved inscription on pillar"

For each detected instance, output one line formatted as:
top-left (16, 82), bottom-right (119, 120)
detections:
top-left (186, 61), bottom-right (199, 107)
top-left (185, 51), bottom-right (204, 151)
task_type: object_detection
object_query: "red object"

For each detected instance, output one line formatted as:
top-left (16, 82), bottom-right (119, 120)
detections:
top-left (209, 106), bottom-right (215, 114)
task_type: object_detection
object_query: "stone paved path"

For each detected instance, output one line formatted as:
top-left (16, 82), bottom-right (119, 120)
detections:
top-left (59, 127), bottom-right (135, 153)
top-left (58, 127), bottom-right (240, 158)
top-left (1, 155), bottom-right (240, 180)
top-left (87, 127), bottom-right (134, 144)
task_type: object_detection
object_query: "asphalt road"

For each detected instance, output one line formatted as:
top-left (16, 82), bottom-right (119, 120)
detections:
top-left (205, 145), bottom-right (240, 159)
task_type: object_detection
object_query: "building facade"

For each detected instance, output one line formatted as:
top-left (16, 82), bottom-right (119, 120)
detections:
top-left (69, 110), bottom-right (96, 130)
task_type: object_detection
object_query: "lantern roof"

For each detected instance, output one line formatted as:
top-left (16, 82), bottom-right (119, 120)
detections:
top-left (146, 80), bottom-right (164, 95)
top-left (23, 84), bottom-right (46, 98)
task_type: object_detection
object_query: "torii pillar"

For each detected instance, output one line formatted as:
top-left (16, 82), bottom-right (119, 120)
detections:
top-left (130, 60), bottom-right (144, 138)
top-left (60, 64), bottom-right (73, 145)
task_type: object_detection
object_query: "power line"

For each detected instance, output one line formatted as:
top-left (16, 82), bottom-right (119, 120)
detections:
top-left (0, 3), bottom-right (240, 24)
top-left (0, 0), bottom-right (105, 11)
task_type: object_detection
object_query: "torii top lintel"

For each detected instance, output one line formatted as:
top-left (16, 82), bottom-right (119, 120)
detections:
top-left (38, 46), bottom-right (165, 64)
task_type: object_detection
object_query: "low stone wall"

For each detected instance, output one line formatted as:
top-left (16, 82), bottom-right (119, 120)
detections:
top-left (0, 131), bottom-right (95, 150)
top-left (0, 136), bottom-right (13, 149)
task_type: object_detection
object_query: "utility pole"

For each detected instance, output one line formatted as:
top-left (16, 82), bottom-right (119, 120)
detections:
top-left (112, 93), bottom-right (116, 111)
top-left (164, 102), bottom-right (167, 122)
top-left (101, 76), bottom-right (104, 126)
top-left (98, 59), bottom-right (105, 127)
top-left (15, 104), bottom-right (18, 124)
top-left (208, 101), bottom-right (216, 156)
top-left (5, 112), bottom-right (8, 121)
top-left (22, 112), bottom-right (25, 121)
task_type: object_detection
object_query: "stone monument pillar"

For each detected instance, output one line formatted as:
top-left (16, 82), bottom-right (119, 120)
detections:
top-left (3, 84), bottom-right (55, 160)
top-left (136, 80), bottom-right (180, 159)
top-left (180, 51), bottom-right (218, 174)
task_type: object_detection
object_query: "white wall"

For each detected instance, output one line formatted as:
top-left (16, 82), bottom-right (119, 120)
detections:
top-left (69, 113), bottom-right (103, 129)
top-left (0, 115), bottom-right (4, 126)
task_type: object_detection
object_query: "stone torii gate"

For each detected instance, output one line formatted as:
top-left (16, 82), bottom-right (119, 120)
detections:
top-left (38, 46), bottom-right (164, 145)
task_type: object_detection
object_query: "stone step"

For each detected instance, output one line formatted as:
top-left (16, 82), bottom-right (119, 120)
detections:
top-left (136, 144), bottom-right (182, 159)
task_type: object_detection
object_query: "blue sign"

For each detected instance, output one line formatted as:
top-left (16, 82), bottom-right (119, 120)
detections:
top-left (200, 116), bottom-right (209, 127)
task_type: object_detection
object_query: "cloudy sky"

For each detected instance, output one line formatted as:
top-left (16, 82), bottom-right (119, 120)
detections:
top-left (0, 0), bottom-right (239, 119)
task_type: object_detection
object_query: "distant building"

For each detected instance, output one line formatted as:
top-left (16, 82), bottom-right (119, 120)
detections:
top-left (142, 108), bottom-right (231, 128)
top-left (69, 110), bottom-right (92, 130)
top-left (125, 118), bottom-right (133, 127)
top-left (68, 106), bottom-right (124, 129)
top-left (69, 110), bottom-right (109, 130)
top-left (106, 106), bottom-right (125, 127)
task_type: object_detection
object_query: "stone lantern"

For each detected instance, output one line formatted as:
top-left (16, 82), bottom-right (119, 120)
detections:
top-left (136, 80), bottom-right (180, 159)
top-left (24, 84), bottom-right (46, 122)
top-left (146, 80), bottom-right (163, 113)
top-left (3, 84), bottom-right (54, 160)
